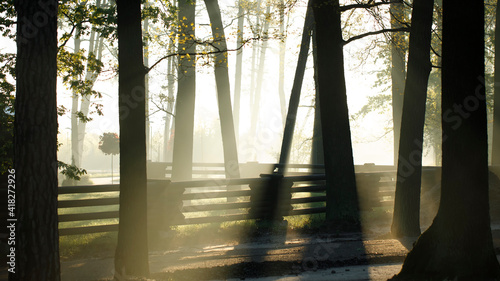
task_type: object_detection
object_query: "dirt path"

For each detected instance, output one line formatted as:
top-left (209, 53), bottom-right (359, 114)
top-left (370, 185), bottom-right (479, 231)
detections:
top-left (61, 234), bottom-right (415, 281)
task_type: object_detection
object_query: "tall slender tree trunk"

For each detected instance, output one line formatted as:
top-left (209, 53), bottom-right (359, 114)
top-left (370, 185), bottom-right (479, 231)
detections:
top-left (172, 0), bottom-right (196, 181)
top-left (311, 23), bottom-right (323, 166)
top-left (71, 27), bottom-right (82, 168)
top-left (76, 0), bottom-right (105, 166)
top-left (391, 0), bottom-right (434, 238)
top-left (250, 5), bottom-right (271, 137)
top-left (312, 0), bottom-right (359, 229)
top-left (114, 0), bottom-right (150, 277)
top-left (390, 1), bottom-right (407, 166)
top-left (277, 1), bottom-right (313, 173)
top-left (163, 51), bottom-right (175, 162)
top-left (278, 0), bottom-right (287, 126)
top-left (13, 0), bottom-right (60, 279)
top-left (391, 1), bottom-right (500, 278)
top-left (233, 0), bottom-right (244, 141)
top-left (204, 0), bottom-right (241, 179)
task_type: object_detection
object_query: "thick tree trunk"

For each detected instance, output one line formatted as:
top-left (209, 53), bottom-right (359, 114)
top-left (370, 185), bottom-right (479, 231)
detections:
top-left (277, 2), bottom-right (313, 173)
top-left (390, 1), bottom-right (407, 166)
top-left (172, 0), bottom-right (196, 181)
top-left (391, 1), bottom-right (500, 279)
top-left (312, 0), bottom-right (359, 229)
top-left (13, 0), bottom-right (60, 280)
top-left (391, 0), bottom-right (434, 238)
top-left (114, 0), bottom-right (150, 278)
top-left (204, 0), bottom-right (241, 179)
top-left (492, 0), bottom-right (500, 167)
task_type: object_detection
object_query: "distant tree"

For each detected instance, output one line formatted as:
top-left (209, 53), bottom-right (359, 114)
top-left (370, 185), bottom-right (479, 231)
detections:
top-left (312, 0), bottom-right (360, 229)
top-left (391, 0), bottom-right (434, 238)
top-left (391, 0), bottom-right (500, 279)
top-left (203, 0), bottom-right (241, 179)
top-left (390, 0), bottom-right (408, 166)
top-left (98, 132), bottom-right (120, 155)
top-left (114, 0), bottom-right (150, 278)
top-left (171, 0), bottom-right (196, 181)
top-left (13, 0), bottom-right (60, 279)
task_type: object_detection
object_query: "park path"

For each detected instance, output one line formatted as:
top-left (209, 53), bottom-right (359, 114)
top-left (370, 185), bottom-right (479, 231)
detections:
top-left (61, 234), bottom-right (414, 281)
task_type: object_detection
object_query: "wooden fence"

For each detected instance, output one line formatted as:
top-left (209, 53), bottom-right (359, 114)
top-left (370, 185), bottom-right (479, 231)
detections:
top-left (2, 164), bottom-right (442, 237)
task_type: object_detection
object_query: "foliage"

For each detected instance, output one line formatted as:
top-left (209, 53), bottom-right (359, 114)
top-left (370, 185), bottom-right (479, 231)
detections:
top-left (58, 161), bottom-right (88, 181)
top-left (98, 132), bottom-right (120, 155)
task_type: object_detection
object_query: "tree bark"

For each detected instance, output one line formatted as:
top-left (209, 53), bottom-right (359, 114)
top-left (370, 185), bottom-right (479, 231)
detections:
top-left (492, 0), bottom-right (500, 167)
top-left (391, 0), bottom-right (500, 278)
top-left (114, 0), bottom-right (150, 278)
top-left (172, 0), bottom-right (196, 181)
top-left (391, 0), bottom-right (434, 238)
top-left (390, 1), bottom-right (407, 166)
top-left (204, 0), bottom-right (241, 179)
top-left (312, 0), bottom-right (359, 229)
top-left (13, 0), bottom-right (60, 279)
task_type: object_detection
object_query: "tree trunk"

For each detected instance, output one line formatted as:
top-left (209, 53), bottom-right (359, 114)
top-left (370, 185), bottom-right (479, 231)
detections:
top-left (114, 0), bottom-right (150, 278)
top-left (391, 1), bottom-right (500, 278)
top-left (391, 0), bottom-right (434, 238)
top-left (390, 1), bottom-right (407, 166)
top-left (233, 0), bottom-right (244, 141)
top-left (492, 0), bottom-right (500, 167)
top-left (172, 0), bottom-right (196, 181)
top-left (278, 0), bottom-right (287, 127)
top-left (312, 0), bottom-right (359, 230)
top-left (71, 28), bottom-right (82, 168)
top-left (163, 50), bottom-right (175, 162)
top-left (204, 0), bottom-right (241, 179)
top-left (13, 0), bottom-right (60, 279)
top-left (250, 5), bottom-right (272, 137)
top-left (277, 1), bottom-right (313, 174)
top-left (311, 24), bottom-right (324, 166)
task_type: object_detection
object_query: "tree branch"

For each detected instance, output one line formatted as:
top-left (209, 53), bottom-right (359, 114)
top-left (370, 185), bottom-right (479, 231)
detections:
top-left (146, 36), bottom-right (261, 74)
top-left (340, 1), bottom-right (399, 11)
top-left (343, 27), bottom-right (409, 45)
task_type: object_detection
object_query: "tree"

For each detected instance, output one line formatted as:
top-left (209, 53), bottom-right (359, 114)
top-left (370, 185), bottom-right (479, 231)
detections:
top-left (203, 0), bottom-right (241, 179)
top-left (391, 0), bottom-right (434, 238)
top-left (312, 0), bottom-right (359, 229)
top-left (492, 0), bottom-right (500, 167)
top-left (114, 0), bottom-right (150, 278)
top-left (391, 0), bottom-right (500, 279)
top-left (13, 0), bottom-right (60, 279)
top-left (233, 0), bottom-right (245, 140)
top-left (390, 0), bottom-right (408, 166)
top-left (171, 0), bottom-right (196, 181)
top-left (277, 0), bottom-right (313, 173)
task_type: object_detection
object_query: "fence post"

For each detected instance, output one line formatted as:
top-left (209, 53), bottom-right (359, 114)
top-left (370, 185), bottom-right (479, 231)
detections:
top-left (249, 173), bottom-right (293, 230)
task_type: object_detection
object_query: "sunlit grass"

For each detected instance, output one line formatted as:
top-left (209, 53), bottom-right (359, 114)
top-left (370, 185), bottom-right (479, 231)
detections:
top-left (59, 232), bottom-right (117, 260)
